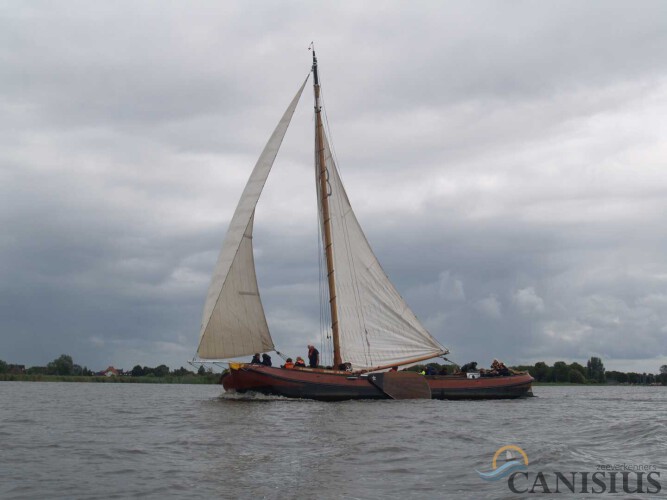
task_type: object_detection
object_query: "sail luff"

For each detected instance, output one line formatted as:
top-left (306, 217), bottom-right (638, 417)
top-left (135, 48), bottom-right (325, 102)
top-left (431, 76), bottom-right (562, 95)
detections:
top-left (197, 76), bottom-right (309, 359)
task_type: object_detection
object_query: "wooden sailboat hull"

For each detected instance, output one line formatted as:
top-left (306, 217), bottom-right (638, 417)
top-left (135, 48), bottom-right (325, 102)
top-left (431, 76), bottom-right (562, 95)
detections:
top-left (221, 365), bottom-right (534, 401)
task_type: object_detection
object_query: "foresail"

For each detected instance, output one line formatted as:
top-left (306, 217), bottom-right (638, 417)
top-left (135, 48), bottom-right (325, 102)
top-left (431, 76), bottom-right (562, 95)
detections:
top-left (317, 133), bottom-right (447, 369)
top-left (198, 215), bottom-right (273, 358)
top-left (197, 76), bottom-right (309, 359)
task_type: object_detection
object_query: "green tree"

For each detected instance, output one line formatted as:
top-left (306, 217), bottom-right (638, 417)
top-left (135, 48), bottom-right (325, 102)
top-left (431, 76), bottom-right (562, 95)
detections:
top-left (0, 359), bottom-right (8, 374)
top-left (531, 362), bottom-right (550, 382)
top-left (606, 371), bottom-right (627, 384)
top-left (197, 365), bottom-right (206, 376)
top-left (660, 365), bottom-right (667, 375)
top-left (552, 361), bottom-right (570, 382)
top-left (173, 366), bottom-right (193, 377)
top-left (154, 364), bottom-right (170, 377)
top-left (568, 370), bottom-right (585, 383)
top-left (587, 357), bottom-right (606, 383)
top-left (131, 365), bottom-right (145, 377)
top-left (569, 362), bottom-right (587, 379)
top-left (47, 354), bottom-right (74, 375)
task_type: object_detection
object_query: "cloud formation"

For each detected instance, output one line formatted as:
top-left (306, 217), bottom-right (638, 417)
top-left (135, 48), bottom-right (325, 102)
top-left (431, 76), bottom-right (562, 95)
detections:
top-left (1, 1), bottom-right (667, 373)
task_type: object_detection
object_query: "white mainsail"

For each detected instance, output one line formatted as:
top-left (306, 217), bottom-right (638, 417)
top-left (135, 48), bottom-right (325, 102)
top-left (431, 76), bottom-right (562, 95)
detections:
top-left (317, 131), bottom-right (448, 369)
top-left (197, 77), bottom-right (309, 359)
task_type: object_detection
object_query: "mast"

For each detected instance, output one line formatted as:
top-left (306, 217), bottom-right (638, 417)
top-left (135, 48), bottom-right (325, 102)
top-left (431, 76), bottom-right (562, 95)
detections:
top-left (312, 48), bottom-right (342, 367)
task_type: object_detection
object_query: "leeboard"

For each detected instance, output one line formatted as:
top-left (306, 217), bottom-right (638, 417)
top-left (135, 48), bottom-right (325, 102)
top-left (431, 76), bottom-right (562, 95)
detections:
top-left (368, 371), bottom-right (432, 399)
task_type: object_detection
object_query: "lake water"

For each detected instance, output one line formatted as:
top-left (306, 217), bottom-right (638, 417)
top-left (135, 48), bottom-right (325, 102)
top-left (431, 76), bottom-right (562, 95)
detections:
top-left (1, 382), bottom-right (665, 499)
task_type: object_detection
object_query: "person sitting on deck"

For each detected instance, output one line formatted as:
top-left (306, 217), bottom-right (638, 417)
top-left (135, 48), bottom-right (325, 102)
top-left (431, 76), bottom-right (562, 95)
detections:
top-left (307, 345), bottom-right (319, 368)
top-left (261, 353), bottom-right (272, 367)
top-left (294, 356), bottom-right (306, 368)
top-left (491, 359), bottom-right (511, 376)
top-left (425, 365), bottom-right (437, 376)
top-left (251, 353), bottom-right (261, 364)
top-left (284, 358), bottom-right (294, 369)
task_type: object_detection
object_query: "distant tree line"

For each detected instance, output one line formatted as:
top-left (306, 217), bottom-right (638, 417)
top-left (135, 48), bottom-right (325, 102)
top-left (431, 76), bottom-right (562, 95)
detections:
top-left (405, 357), bottom-right (667, 385)
top-left (0, 354), bottom-right (214, 379)
top-left (3, 355), bottom-right (666, 385)
top-left (0, 354), bottom-right (94, 376)
top-left (129, 364), bottom-right (209, 377)
top-left (512, 357), bottom-right (667, 385)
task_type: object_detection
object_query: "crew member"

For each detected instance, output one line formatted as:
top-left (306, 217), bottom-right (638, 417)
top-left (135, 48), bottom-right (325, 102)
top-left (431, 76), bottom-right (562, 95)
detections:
top-left (295, 356), bottom-right (306, 367)
top-left (307, 345), bottom-right (319, 368)
top-left (284, 358), bottom-right (294, 369)
top-left (261, 353), bottom-right (272, 367)
top-left (251, 353), bottom-right (261, 364)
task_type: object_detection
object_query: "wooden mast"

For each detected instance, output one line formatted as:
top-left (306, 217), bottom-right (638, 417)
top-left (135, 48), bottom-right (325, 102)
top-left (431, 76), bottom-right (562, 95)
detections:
top-left (312, 49), bottom-right (342, 368)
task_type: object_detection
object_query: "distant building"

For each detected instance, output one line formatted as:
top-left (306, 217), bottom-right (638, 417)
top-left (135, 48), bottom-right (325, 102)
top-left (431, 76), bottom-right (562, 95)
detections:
top-left (8, 364), bottom-right (26, 374)
top-left (100, 366), bottom-right (120, 377)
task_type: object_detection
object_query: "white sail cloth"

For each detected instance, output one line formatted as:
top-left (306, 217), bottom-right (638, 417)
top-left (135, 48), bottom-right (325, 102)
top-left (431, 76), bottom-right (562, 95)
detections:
top-left (318, 133), bottom-right (447, 369)
top-left (197, 77), bottom-right (308, 359)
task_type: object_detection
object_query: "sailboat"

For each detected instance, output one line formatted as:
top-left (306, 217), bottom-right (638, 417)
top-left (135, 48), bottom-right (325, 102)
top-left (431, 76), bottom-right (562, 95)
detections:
top-left (195, 50), bottom-right (533, 400)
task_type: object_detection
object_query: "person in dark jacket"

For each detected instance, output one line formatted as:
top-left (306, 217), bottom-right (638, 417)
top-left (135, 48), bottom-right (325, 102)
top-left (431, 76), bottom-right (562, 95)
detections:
top-left (261, 353), bottom-right (272, 367)
top-left (307, 345), bottom-right (319, 368)
top-left (251, 353), bottom-right (261, 364)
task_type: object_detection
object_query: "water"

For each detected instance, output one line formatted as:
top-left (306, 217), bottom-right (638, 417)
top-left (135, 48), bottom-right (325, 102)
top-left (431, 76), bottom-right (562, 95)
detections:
top-left (1, 383), bottom-right (665, 499)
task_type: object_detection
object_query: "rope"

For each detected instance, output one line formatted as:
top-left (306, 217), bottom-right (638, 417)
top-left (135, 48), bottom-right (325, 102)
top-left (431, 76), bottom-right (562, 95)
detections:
top-left (316, 121), bottom-right (333, 367)
top-left (319, 97), bottom-right (372, 367)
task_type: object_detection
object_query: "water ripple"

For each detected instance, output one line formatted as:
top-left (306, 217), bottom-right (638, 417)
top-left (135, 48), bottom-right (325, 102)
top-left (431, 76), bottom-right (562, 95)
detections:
top-left (1, 382), bottom-right (665, 499)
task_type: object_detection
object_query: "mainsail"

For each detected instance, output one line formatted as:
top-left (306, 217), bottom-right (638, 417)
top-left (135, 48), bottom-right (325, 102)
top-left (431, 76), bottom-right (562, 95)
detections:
top-left (316, 130), bottom-right (448, 369)
top-left (197, 77), bottom-right (309, 359)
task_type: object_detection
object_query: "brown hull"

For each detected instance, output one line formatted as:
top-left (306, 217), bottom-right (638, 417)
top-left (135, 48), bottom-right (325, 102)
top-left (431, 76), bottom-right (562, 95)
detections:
top-left (221, 365), bottom-right (533, 401)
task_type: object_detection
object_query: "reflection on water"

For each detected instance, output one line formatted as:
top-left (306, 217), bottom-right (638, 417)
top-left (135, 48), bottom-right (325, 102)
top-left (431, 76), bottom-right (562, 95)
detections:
top-left (1, 382), bottom-right (665, 499)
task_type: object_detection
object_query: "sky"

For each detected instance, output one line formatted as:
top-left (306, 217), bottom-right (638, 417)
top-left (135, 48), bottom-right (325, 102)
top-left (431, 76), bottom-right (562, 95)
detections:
top-left (2, 1), bottom-right (667, 373)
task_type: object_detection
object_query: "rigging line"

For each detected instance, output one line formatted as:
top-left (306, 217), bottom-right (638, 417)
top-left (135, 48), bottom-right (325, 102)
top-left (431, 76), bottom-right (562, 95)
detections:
top-left (321, 121), bottom-right (366, 366)
top-left (313, 111), bottom-right (329, 367)
top-left (318, 195), bottom-right (332, 366)
top-left (316, 148), bottom-right (326, 364)
top-left (316, 134), bottom-right (333, 366)
top-left (315, 106), bottom-right (333, 366)
top-left (336, 165), bottom-right (373, 367)
top-left (319, 99), bottom-right (373, 366)
top-left (319, 86), bottom-right (345, 188)
top-left (324, 137), bottom-right (372, 367)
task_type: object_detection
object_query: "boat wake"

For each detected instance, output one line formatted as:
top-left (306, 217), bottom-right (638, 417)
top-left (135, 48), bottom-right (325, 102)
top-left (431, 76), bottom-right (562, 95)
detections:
top-left (218, 391), bottom-right (298, 402)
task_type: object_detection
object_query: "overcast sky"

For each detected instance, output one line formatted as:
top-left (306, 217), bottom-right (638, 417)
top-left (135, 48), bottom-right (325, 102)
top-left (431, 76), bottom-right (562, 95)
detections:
top-left (2, 1), bottom-right (666, 373)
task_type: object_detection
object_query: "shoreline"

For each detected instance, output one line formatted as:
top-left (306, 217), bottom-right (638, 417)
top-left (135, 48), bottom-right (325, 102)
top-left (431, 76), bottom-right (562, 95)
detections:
top-left (0, 374), bottom-right (220, 384)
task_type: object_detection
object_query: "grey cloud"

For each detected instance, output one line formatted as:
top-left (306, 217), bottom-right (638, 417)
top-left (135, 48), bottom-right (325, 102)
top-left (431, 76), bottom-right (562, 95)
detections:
top-left (2, 1), bottom-right (667, 374)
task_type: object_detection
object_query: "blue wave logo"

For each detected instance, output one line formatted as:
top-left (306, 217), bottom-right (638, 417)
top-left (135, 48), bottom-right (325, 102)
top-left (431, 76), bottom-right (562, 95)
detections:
top-left (476, 460), bottom-right (527, 481)
top-left (476, 445), bottom-right (529, 482)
